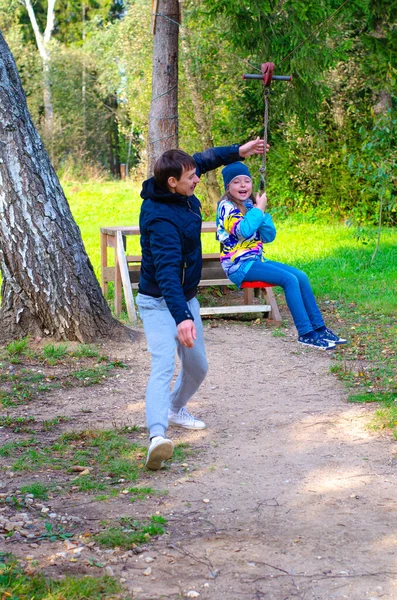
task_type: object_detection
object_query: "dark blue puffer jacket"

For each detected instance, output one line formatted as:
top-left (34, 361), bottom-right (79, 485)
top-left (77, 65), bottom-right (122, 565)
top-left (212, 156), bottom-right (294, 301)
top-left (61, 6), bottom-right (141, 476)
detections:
top-left (138, 145), bottom-right (242, 325)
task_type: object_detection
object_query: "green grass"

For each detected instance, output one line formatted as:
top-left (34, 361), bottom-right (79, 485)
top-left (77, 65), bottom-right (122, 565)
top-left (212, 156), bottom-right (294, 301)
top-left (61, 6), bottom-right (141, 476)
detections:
top-left (0, 342), bottom-right (127, 409)
top-left (19, 482), bottom-right (50, 500)
top-left (71, 344), bottom-right (100, 358)
top-left (7, 429), bottom-right (146, 490)
top-left (0, 415), bottom-right (36, 432)
top-left (43, 343), bottom-right (69, 364)
top-left (348, 391), bottom-right (397, 405)
top-left (6, 337), bottom-right (29, 356)
top-left (172, 442), bottom-right (192, 462)
top-left (0, 438), bottom-right (36, 457)
top-left (94, 515), bottom-right (166, 549)
top-left (127, 486), bottom-right (165, 502)
top-left (0, 553), bottom-right (122, 599)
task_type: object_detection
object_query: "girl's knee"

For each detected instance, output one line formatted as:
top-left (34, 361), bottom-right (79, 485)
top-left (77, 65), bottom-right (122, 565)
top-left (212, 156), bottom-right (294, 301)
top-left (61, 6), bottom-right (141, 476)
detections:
top-left (296, 270), bottom-right (310, 286)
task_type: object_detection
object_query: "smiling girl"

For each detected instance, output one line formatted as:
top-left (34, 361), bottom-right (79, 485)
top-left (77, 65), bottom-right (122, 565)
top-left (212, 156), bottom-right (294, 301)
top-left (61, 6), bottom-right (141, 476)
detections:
top-left (216, 162), bottom-right (346, 350)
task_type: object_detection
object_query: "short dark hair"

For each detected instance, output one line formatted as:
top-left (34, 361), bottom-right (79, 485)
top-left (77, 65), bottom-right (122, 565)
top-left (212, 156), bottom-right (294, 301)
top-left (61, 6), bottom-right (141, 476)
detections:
top-left (154, 149), bottom-right (196, 189)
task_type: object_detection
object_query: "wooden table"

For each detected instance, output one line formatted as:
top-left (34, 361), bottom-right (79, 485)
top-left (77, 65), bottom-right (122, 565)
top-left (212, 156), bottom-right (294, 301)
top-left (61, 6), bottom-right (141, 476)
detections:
top-left (100, 223), bottom-right (280, 323)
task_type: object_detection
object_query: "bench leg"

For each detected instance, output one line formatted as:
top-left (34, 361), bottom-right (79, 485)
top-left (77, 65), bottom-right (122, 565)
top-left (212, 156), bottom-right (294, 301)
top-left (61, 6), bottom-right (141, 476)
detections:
top-left (244, 287), bottom-right (253, 305)
top-left (264, 288), bottom-right (282, 324)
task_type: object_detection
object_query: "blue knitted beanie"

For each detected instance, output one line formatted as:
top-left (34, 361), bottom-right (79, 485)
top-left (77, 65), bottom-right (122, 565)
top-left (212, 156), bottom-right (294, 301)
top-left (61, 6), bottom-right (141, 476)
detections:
top-left (222, 162), bottom-right (251, 190)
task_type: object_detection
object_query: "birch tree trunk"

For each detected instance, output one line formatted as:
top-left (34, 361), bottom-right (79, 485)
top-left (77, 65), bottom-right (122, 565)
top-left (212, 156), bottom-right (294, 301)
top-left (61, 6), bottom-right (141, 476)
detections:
top-left (24, 0), bottom-right (55, 159)
top-left (147, 0), bottom-right (180, 176)
top-left (0, 33), bottom-right (130, 343)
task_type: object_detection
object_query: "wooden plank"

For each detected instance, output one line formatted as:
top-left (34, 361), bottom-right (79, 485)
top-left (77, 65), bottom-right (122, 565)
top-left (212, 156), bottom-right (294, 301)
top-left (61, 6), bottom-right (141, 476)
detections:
top-left (198, 278), bottom-right (233, 286)
top-left (102, 266), bottom-right (115, 283)
top-left (116, 231), bottom-right (137, 323)
top-left (126, 254), bottom-right (142, 263)
top-left (200, 305), bottom-right (271, 316)
top-left (202, 253), bottom-right (220, 260)
top-left (101, 225), bottom-right (141, 236)
top-left (100, 222), bottom-right (218, 237)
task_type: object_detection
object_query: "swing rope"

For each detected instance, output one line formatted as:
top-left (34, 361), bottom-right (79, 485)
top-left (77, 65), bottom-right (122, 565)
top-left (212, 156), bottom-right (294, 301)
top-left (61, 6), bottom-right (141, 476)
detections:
top-left (259, 87), bottom-right (270, 193)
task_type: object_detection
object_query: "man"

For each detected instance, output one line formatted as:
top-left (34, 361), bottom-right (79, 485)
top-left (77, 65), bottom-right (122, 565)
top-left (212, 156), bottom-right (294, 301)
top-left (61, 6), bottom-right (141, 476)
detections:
top-left (136, 139), bottom-right (265, 470)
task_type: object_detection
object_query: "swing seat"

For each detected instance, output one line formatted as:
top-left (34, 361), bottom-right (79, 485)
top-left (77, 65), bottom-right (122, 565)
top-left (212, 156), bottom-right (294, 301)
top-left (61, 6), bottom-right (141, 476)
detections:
top-left (241, 281), bottom-right (275, 289)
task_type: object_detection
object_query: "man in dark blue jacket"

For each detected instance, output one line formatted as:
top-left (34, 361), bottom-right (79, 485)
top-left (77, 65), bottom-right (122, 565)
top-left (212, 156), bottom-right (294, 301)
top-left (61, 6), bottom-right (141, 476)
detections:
top-left (136, 139), bottom-right (265, 470)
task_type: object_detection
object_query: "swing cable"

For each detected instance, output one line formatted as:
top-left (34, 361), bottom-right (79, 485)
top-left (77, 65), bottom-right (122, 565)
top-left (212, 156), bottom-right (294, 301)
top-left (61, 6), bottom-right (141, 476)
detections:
top-left (259, 87), bottom-right (270, 193)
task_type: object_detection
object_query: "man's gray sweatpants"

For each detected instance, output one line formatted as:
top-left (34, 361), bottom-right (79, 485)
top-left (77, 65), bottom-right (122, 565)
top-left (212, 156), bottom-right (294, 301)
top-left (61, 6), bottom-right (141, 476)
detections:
top-left (136, 293), bottom-right (208, 439)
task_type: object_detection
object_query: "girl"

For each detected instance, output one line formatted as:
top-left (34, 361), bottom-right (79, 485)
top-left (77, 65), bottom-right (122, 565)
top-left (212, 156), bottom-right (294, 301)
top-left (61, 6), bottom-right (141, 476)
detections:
top-left (216, 162), bottom-right (346, 350)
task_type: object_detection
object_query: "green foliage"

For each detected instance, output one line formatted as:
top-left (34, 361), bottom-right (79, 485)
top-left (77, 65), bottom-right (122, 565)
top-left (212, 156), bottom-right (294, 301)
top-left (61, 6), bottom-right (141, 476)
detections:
top-left (347, 111), bottom-right (397, 224)
top-left (1, 0), bottom-right (396, 211)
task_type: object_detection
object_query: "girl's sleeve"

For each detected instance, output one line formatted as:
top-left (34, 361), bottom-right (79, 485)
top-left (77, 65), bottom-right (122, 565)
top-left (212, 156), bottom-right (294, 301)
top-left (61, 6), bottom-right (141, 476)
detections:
top-left (259, 213), bottom-right (276, 243)
top-left (218, 200), bottom-right (263, 240)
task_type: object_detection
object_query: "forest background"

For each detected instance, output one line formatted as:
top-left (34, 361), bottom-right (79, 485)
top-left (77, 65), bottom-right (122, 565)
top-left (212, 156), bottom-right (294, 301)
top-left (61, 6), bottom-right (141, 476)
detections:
top-left (0, 0), bottom-right (396, 225)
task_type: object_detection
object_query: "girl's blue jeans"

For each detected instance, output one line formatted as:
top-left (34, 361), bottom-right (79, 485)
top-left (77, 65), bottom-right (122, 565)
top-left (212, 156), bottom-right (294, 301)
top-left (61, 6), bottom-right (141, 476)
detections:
top-left (244, 260), bottom-right (325, 336)
top-left (136, 293), bottom-right (208, 439)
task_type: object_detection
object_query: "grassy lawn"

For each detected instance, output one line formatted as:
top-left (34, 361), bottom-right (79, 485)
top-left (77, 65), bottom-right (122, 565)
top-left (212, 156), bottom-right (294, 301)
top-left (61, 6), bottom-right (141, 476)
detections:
top-left (65, 180), bottom-right (397, 434)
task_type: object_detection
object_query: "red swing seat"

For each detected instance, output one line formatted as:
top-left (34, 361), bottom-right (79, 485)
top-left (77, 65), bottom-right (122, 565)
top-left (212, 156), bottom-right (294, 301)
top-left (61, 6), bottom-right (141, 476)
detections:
top-left (241, 281), bottom-right (275, 289)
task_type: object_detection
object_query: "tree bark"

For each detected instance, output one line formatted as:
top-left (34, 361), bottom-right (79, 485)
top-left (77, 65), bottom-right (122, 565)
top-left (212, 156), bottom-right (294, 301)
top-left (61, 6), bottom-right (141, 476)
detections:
top-left (0, 32), bottom-right (131, 343)
top-left (147, 0), bottom-right (180, 176)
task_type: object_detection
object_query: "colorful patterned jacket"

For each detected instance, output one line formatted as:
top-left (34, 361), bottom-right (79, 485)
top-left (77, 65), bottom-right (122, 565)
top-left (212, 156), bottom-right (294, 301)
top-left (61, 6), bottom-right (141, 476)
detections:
top-left (216, 198), bottom-right (276, 287)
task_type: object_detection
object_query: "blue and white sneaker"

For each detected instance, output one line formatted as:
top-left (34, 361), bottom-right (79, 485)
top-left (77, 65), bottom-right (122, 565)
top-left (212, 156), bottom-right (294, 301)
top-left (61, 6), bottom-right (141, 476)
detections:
top-left (319, 327), bottom-right (347, 345)
top-left (298, 332), bottom-right (336, 350)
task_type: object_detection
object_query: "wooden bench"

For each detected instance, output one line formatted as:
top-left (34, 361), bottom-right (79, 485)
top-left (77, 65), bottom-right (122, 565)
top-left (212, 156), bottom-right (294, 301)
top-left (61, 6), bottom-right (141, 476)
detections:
top-left (100, 224), bottom-right (281, 324)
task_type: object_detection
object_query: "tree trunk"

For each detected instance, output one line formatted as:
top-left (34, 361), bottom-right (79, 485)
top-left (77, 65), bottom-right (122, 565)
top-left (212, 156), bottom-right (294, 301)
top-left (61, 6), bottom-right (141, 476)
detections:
top-left (24, 0), bottom-right (55, 160)
top-left (0, 32), bottom-right (131, 343)
top-left (106, 94), bottom-right (120, 177)
top-left (147, 0), bottom-right (180, 176)
top-left (181, 34), bottom-right (221, 215)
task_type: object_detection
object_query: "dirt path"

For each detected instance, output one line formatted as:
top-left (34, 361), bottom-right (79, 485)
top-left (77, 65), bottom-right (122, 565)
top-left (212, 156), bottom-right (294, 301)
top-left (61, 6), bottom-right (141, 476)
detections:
top-left (2, 322), bottom-right (397, 599)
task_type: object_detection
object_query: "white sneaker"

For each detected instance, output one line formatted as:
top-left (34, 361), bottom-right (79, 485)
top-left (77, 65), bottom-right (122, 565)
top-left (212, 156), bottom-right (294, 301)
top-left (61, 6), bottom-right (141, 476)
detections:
top-left (146, 436), bottom-right (174, 470)
top-left (168, 407), bottom-right (206, 430)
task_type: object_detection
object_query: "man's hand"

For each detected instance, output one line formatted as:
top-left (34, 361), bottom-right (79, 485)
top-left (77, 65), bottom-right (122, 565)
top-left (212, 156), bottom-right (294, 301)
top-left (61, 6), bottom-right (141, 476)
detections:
top-left (177, 319), bottom-right (196, 348)
top-left (239, 137), bottom-right (270, 158)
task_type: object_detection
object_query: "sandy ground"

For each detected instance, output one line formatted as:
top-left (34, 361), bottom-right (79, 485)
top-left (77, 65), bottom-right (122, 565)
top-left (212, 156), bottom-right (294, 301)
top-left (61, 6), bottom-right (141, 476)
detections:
top-left (1, 321), bottom-right (397, 600)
